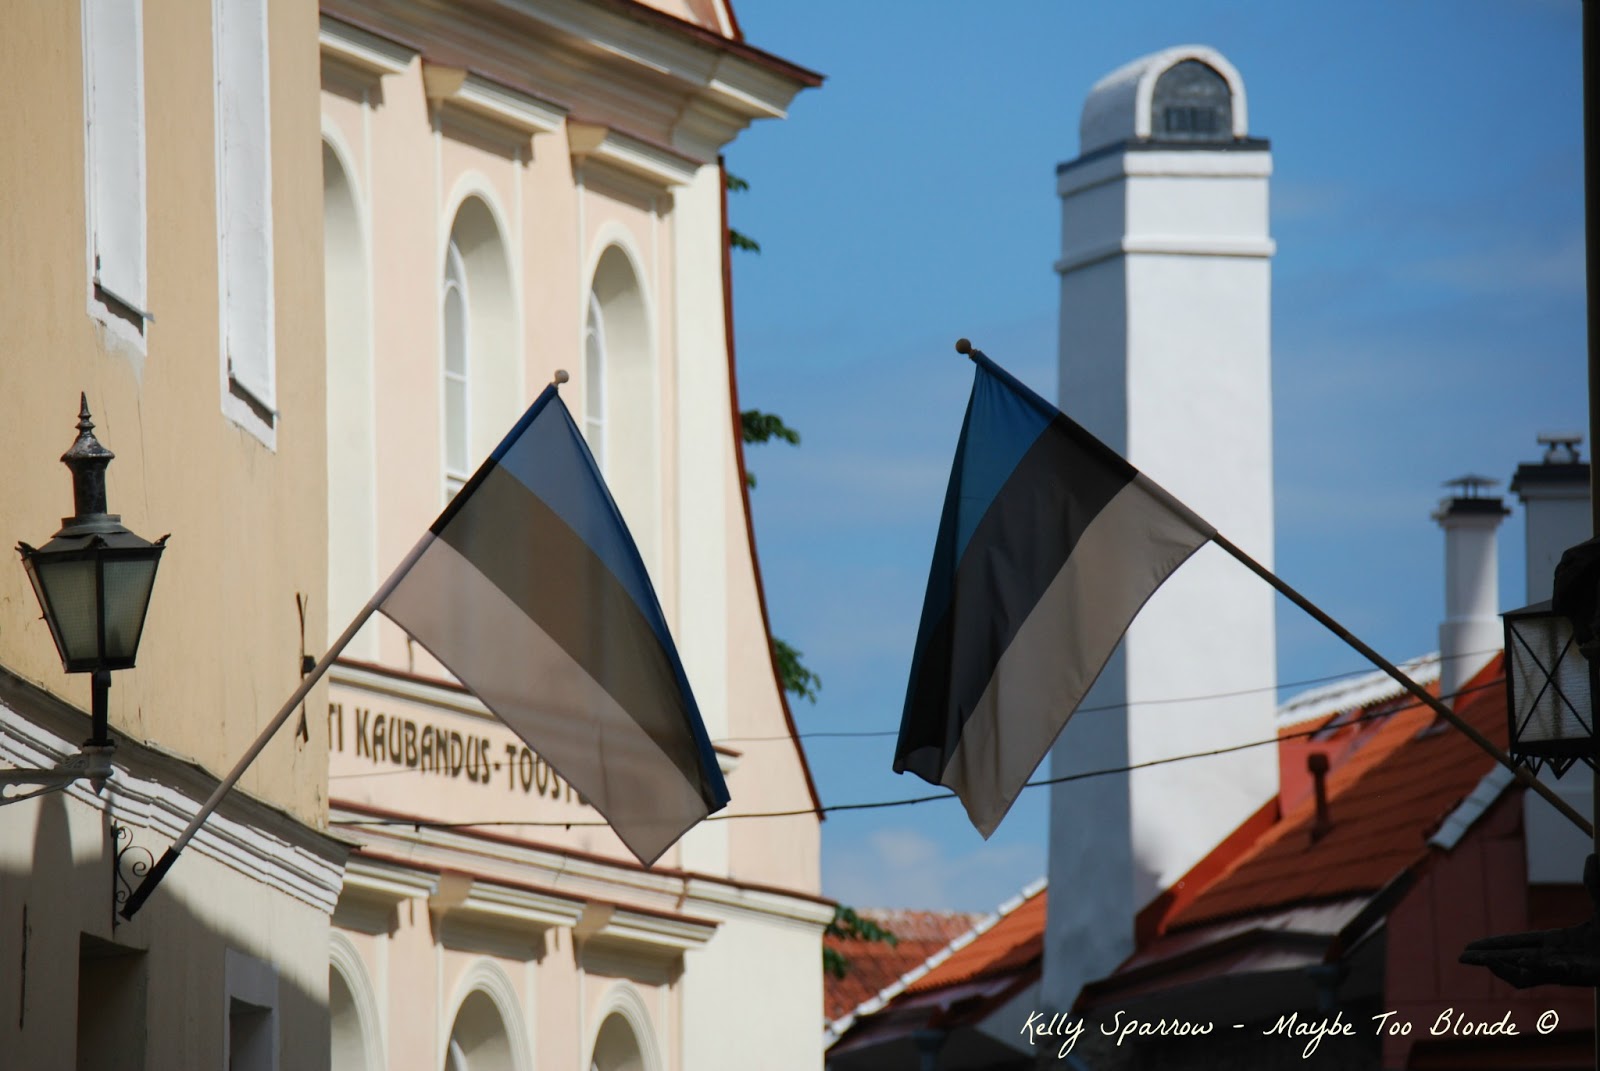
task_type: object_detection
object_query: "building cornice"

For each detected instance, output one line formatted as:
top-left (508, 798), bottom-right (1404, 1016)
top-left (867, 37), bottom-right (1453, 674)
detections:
top-left (1055, 234), bottom-right (1278, 275)
top-left (321, 0), bottom-right (818, 164)
top-left (0, 664), bottom-right (348, 915)
top-left (320, 14), bottom-right (415, 95)
top-left (570, 121), bottom-right (700, 188)
top-left (332, 801), bottom-right (834, 933)
top-left (1056, 146), bottom-right (1273, 200)
top-left (423, 62), bottom-right (567, 153)
top-left (576, 899), bottom-right (718, 965)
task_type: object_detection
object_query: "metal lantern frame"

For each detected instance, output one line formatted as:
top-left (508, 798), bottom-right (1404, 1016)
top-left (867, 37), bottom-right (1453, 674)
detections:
top-left (1503, 599), bottom-right (1599, 778)
top-left (13, 396), bottom-right (166, 747)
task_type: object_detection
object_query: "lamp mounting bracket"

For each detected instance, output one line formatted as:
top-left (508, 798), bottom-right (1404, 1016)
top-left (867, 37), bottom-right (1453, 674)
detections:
top-left (0, 744), bottom-right (114, 806)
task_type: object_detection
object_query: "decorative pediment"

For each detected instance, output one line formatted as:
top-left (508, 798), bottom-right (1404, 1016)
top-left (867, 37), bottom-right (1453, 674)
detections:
top-left (424, 64), bottom-right (567, 157)
top-left (429, 870), bottom-right (586, 957)
top-left (569, 122), bottom-right (699, 189)
top-left (335, 855), bottom-right (440, 934)
top-left (320, 16), bottom-right (414, 98)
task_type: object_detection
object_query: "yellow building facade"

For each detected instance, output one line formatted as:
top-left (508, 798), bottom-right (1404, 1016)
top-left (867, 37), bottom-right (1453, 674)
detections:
top-left (1, 0), bottom-right (823, 1068)
top-left (317, 2), bottom-right (830, 1070)
top-left (0, 1), bottom-right (346, 1068)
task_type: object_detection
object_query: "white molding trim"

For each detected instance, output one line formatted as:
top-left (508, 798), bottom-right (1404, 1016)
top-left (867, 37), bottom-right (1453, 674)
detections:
top-left (330, 931), bottom-right (389, 1071)
top-left (430, 870), bottom-right (587, 935)
top-left (424, 63), bottom-right (565, 145)
top-left (586, 981), bottom-right (663, 1071)
top-left (575, 901), bottom-right (717, 963)
top-left (1057, 148), bottom-right (1274, 200)
top-left (444, 959), bottom-right (534, 1071)
top-left (570, 123), bottom-right (698, 189)
top-left (320, 14), bottom-right (414, 86)
top-left (1055, 234), bottom-right (1278, 275)
top-left (344, 855), bottom-right (441, 903)
top-left (0, 688), bottom-right (346, 914)
top-left (332, 805), bottom-right (834, 933)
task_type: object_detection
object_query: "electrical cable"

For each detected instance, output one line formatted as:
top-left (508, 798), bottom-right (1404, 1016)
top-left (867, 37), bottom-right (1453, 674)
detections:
top-left (329, 676), bottom-right (1502, 830)
top-left (328, 648), bottom-right (1468, 774)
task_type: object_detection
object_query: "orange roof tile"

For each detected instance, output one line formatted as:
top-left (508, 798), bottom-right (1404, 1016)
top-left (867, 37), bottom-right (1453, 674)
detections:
top-left (908, 884), bottom-right (1048, 992)
top-left (1168, 655), bottom-right (1506, 931)
top-left (824, 909), bottom-right (983, 1022)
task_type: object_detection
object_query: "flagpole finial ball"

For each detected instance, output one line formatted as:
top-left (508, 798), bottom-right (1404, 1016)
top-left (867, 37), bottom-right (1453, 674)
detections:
top-left (552, 369), bottom-right (570, 386)
top-left (955, 338), bottom-right (972, 355)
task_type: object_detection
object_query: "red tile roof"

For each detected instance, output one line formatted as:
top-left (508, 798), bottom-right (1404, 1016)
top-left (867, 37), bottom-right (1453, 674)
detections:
top-left (1167, 655), bottom-right (1506, 931)
top-left (824, 909), bottom-right (983, 1022)
top-left (909, 883), bottom-right (1048, 992)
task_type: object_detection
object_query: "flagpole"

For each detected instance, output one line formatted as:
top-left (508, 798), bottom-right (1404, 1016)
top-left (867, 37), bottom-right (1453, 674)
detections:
top-left (1211, 534), bottom-right (1593, 838)
top-left (953, 337), bottom-right (1593, 839)
top-left (119, 533), bottom-right (434, 920)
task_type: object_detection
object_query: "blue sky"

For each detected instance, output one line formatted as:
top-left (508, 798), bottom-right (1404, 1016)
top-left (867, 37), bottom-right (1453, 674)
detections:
top-left (723, 1), bottom-right (1587, 913)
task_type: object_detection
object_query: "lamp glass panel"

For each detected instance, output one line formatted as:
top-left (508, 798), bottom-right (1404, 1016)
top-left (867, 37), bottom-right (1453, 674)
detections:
top-left (1509, 612), bottom-right (1594, 748)
top-left (34, 557), bottom-right (101, 665)
top-left (101, 553), bottom-right (159, 662)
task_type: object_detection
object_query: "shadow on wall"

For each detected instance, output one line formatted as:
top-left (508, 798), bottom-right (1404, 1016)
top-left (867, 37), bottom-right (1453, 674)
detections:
top-left (0, 790), bottom-right (329, 1070)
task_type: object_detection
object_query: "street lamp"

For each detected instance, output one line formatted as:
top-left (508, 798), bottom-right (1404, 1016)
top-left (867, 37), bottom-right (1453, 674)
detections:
top-left (1460, 539), bottom-right (1600, 987)
top-left (1503, 598), bottom-right (1599, 778)
top-left (2, 396), bottom-right (166, 804)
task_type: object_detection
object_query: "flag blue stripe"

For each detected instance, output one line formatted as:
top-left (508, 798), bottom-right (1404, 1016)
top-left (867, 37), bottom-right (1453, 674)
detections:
top-left (490, 387), bottom-right (678, 660)
top-left (952, 359), bottom-right (1052, 560)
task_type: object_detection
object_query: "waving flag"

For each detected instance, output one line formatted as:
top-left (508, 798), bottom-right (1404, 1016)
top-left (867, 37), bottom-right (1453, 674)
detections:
top-left (895, 349), bottom-right (1214, 836)
top-left (379, 383), bottom-right (728, 865)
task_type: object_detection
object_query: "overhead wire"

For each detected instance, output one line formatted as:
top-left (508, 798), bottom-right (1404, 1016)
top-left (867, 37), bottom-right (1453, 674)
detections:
top-left (328, 647), bottom-right (1473, 777)
top-left (329, 675), bottom-right (1503, 831)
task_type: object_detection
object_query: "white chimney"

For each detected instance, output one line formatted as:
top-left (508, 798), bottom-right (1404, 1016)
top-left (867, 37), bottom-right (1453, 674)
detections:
top-left (1046, 44), bottom-right (1276, 1017)
top-left (1432, 476), bottom-right (1508, 707)
top-left (1511, 435), bottom-right (1593, 886)
top-left (1511, 434), bottom-right (1590, 602)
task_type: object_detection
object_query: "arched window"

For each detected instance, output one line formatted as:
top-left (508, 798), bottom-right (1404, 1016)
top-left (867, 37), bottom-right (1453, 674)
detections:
top-left (584, 291), bottom-right (607, 465)
top-left (329, 934), bottom-right (383, 1071)
top-left (585, 245), bottom-right (656, 569)
top-left (443, 990), bottom-right (515, 1071)
top-left (440, 193), bottom-right (518, 503)
top-left (442, 239), bottom-right (470, 499)
top-left (1152, 59), bottom-right (1232, 142)
top-left (329, 966), bottom-right (371, 1071)
top-left (322, 138), bottom-right (377, 657)
top-left (589, 1012), bottom-right (645, 1071)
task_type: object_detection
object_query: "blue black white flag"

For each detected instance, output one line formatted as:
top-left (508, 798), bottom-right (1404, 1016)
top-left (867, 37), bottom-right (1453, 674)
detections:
top-left (378, 383), bottom-right (729, 865)
top-left (895, 350), bottom-right (1214, 836)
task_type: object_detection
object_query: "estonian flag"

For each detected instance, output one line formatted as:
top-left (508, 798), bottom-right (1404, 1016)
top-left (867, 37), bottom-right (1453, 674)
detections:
top-left (378, 383), bottom-right (729, 866)
top-left (896, 350), bottom-right (1214, 837)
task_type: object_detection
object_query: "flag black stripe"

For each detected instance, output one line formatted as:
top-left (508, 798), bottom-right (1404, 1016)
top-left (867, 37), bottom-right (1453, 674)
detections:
top-left (436, 465), bottom-right (716, 804)
top-left (897, 413), bottom-right (1136, 781)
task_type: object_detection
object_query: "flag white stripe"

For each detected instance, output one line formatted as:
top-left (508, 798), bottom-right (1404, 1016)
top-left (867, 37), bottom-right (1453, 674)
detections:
top-left (380, 534), bottom-right (712, 864)
top-left (942, 474), bottom-right (1212, 835)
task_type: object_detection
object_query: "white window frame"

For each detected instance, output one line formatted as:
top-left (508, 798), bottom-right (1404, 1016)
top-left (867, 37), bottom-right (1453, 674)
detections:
top-left (214, 0), bottom-right (277, 447)
top-left (442, 239), bottom-right (471, 501)
top-left (83, 0), bottom-right (150, 347)
top-left (583, 291), bottom-right (607, 467)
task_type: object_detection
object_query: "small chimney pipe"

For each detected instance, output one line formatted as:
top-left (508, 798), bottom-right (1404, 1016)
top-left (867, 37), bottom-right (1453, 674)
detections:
top-left (1433, 476), bottom-right (1509, 708)
top-left (1309, 752), bottom-right (1332, 843)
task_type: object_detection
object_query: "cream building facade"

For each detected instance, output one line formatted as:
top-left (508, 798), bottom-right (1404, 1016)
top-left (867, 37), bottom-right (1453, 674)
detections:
top-left (0, 1), bottom-right (347, 1069)
top-left (316, 3), bottom-right (830, 1070)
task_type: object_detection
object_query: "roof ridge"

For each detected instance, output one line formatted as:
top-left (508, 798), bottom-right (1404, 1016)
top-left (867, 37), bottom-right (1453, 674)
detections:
top-left (823, 876), bottom-right (1046, 1046)
top-left (1277, 652), bottom-right (1440, 728)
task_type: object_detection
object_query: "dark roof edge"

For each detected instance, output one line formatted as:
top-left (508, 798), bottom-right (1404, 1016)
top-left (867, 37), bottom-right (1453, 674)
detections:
top-left (1058, 135), bottom-right (1271, 175)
